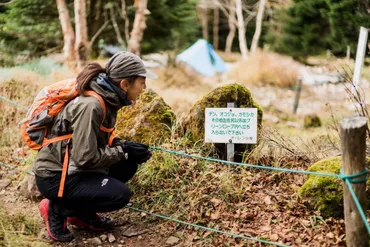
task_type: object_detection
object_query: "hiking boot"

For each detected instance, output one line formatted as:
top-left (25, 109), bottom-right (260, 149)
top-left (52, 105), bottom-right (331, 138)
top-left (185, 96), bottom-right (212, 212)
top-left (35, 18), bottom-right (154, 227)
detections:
top-left (67, 213), bottom-right (114, 231)
top-left (39, 199), bottom-right (74, 242)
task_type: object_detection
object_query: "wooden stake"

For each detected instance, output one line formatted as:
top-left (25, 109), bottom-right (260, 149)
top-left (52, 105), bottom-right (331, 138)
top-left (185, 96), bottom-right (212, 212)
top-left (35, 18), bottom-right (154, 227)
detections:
top-left (340, 116), bottom-right (369, 247)
top-left (227, 102), bottom-right (235, 162)
top-left (293, 77), bottom-right (302, 114)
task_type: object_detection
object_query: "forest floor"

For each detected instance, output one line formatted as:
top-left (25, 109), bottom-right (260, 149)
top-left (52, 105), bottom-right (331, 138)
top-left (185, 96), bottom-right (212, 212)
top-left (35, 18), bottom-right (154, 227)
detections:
top-left (0, 54), bottom-right (369, 246)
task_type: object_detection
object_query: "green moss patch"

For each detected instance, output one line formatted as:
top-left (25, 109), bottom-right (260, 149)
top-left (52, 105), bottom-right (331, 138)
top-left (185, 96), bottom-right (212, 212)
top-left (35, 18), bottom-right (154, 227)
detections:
top-left (116, 89), bottom-right (175, 145)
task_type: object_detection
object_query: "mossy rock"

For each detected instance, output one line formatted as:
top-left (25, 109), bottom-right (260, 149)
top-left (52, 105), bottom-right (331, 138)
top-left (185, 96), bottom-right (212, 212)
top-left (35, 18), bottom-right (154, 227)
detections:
top-left (182, 83), bottom-right (263, 160)
top-left (298, 156), bottom-right (370, 218)
top-left (303, 114), bottom-right (321, 128)
top-left (115, 89), bottom-right (175, 145)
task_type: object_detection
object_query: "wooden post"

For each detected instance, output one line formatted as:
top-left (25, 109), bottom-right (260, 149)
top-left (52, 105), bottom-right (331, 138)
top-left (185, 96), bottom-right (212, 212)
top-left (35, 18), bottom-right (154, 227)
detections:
top-left (346, 45), bottom-right (351, 61)
top-left (340, 116), bottom-right (369, 247)
top-left (227, 102), bottom-right (235, 161)
top-left (353, 27), bottom-right (368, 90)
top-left (293, 77), bottom-right (302, 114)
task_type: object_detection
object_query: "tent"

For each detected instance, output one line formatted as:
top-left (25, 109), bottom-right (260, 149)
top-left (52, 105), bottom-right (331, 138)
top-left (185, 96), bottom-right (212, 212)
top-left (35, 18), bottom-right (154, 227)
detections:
top-left (176, 39), bottom-right (227, 76)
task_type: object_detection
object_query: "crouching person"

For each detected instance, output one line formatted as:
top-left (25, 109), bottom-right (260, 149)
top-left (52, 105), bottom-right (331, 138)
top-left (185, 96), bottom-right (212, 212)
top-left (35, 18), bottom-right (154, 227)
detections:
top-left (33, 52), bottom-right (156, 241)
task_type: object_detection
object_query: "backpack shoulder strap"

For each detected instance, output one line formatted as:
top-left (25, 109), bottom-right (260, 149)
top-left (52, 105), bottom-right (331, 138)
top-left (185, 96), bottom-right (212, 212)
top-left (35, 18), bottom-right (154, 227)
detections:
top-left (85, 90), bottom-right (107, 125)
top-left (84, 90), bottom-right (115, 145)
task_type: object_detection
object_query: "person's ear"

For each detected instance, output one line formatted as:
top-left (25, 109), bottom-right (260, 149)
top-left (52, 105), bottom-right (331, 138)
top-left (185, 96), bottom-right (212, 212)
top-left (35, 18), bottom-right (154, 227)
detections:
top-left (120, 79), bottom-right (128, 91)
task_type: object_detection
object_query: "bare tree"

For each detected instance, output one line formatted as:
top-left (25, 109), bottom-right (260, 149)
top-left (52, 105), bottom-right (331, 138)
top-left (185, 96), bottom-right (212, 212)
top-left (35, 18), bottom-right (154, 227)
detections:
top-left (128, 0), bottom-right (149, 56)
top-left (199, 8), bottom-right (209, 40)
top-left (224, 0), bottom-right (236, 54)
top-left (74, 0), bottom-right (89, 69)
top-left (56, 0), bottom-right (76, 63)
top-left (116, 0), bottom-right (130, 44)
top-left (235, 0), bottom-right (248, 60)
top-left (213, 7), bottom-right (219, 50)
top-left (109, 4), bottom-right (126, 48)
top-left (251, 0), bottom-right (267, 54)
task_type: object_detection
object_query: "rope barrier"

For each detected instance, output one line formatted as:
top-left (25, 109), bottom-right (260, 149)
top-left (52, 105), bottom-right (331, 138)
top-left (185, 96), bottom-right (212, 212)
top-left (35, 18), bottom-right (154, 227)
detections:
top-left (0, 161), bottom-right (34, 175)
top-left (344, 178), bottom-right (370, 234)
top-left (0, 95), bottom-right (28, 110)
top-left (149, 146), bottom-right (368, 181)
top-left (1, 93), bottom-right (369, 243)
top-left (126, 206), bottom-right (289, 247)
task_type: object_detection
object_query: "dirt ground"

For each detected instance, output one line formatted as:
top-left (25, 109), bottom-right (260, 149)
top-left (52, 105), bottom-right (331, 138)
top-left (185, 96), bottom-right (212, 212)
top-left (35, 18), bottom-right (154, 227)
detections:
top-left (0, 60), bottom-right (369, 246)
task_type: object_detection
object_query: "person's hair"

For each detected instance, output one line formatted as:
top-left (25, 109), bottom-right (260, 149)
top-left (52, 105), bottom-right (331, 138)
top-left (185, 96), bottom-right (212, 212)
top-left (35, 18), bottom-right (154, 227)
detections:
top-left (76, 63), bottom-right (105, 95)
top-left (76, 62), bottom-right (138, 95)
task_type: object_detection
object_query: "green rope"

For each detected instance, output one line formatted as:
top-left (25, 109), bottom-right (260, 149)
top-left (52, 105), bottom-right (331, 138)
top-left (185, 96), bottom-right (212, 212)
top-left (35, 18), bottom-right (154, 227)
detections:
top-left (149, 146), bottom-right (368, 181)
top-left (340, 168), bottom-right (368, 183)
top-left (0, 161), bottom-right (34, 175)
top-left (344, 178), bottom-right (370, 234)
top-left (126, 206), bottom-right (289, 247)
top-left (0, 96), bottom-right (28, 111)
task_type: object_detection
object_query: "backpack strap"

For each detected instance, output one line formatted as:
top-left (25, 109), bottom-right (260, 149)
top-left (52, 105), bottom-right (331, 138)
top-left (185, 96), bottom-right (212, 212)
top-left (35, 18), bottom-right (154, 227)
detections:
top-left (58, 139), bottom-right (70, 197)
top-left (85, 90), bottom-right (115, 146)
top-left (57, 91), bottom-right (117, 198)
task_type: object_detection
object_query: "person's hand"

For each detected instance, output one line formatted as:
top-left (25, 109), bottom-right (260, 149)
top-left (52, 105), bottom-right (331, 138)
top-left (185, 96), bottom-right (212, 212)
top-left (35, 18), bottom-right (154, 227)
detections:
top-left (121, 141), bottom-right (152, 164)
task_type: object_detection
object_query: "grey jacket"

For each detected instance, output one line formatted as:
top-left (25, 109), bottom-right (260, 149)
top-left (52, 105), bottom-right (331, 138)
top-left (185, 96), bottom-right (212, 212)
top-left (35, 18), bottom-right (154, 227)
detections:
top-left (33, 74), bottom-right (131, 177)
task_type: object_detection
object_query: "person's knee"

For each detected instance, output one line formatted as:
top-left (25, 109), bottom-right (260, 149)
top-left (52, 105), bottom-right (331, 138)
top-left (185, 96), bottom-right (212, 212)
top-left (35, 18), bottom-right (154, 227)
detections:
top-left (112, 186), bottom-right (132, 209)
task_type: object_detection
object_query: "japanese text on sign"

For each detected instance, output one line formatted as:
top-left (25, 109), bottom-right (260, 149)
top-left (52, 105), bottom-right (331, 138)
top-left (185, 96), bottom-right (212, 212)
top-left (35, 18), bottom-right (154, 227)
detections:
top-left (205, 108), bottom-right (258, 144)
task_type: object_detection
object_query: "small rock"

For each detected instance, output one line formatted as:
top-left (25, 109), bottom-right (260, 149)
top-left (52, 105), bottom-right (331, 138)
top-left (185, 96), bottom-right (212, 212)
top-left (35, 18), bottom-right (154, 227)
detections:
top-left (100, 234), bottom-right (107, 241)
top-left (86, 237), bottom-right (102, 245)
top-left (140, 212), bottom-right (147, 217)
top-left (286, 121), bottom-right (301, 129)
top-left (120, 240), bottom-right (125, 243)
top-left (108, 233), bottom-right (116, 243)
top-left (326, 232), bottom-right (334, 239)
top-left (166, 236), bottom-right (180, 246)
top-left (138, 236), bottom-right (143, 239)
top-left (0, 179), bottom-right (11, 190)
top-left (118, 245), bottom-right (123, 247)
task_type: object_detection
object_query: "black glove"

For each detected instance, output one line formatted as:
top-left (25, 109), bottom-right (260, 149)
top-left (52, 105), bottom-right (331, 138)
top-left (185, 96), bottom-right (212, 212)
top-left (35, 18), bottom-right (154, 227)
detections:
top-left (121, 141), bottom-right (152, 164)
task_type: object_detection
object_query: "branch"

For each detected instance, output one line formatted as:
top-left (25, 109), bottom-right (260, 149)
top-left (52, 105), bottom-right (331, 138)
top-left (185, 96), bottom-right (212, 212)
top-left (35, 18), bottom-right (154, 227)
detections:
top-left (88, 20), bottom-right (109, 48)
top-left (109, 5), bottom-right (126, 47)
top-left (214, 1), bottom-right (229, 17)
top-left (0, 0), bottom-right (16, 6)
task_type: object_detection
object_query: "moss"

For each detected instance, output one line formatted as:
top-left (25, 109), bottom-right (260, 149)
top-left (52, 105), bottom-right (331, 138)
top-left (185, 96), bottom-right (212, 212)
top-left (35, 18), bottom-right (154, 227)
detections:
top-left (303, 114), bottom-right (322, 128)
top-left (182, 83), bottom-right (263, 158)
top-left (299, 156), bottom-right (370, 218)
top-left (115, 89), bottom-right (175, 145)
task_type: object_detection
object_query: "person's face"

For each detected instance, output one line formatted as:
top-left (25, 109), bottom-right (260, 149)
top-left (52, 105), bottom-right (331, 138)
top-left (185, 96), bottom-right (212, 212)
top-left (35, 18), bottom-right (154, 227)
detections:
top-left (120, 76), bottom-right (147, 101)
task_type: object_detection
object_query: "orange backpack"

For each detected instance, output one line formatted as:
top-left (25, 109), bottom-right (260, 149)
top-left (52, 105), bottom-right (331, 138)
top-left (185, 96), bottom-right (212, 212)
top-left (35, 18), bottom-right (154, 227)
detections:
top-left (21, 78), bottom-right (116, 197)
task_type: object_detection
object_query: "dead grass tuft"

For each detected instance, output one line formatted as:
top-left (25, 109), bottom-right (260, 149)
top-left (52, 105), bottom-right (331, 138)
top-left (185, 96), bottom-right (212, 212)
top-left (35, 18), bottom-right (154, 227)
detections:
top-left (227, 50), bottom-right (300, 88)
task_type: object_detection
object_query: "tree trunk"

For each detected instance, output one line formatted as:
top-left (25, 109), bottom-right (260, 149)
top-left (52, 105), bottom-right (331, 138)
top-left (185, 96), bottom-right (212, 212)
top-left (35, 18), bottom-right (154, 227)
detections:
top-left (213, 7), bottom-right (219, 50)
top-left (225, 0), bottom-right (236, 54)
top-left (109, 5), bottom-right (126, 48)
top-left (235, 0), bottom-right (248, 60)
top-left (121, 0), bottom-right (130, 44)
top-left (74, 0), bottom-right (89, 69)
top-left (128, 0), bottom-right (148, 56)
top-left (251, 0), bottom-right (267, 54)
top-left (56, 0), bottom-right (76, 63)
top-left (199, 8), bottom-right (209, 41)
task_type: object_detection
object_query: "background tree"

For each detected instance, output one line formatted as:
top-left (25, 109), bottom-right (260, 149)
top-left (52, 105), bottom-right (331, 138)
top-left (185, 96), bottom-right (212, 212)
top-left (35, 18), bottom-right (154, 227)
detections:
top-left (0, 0), bottom-right (62, 57)
top-left (56, 0), bottom-right (75, 63)
top-left (265, 0), bottom-right (370, 60)
top-left (128, 0), bottom-right (148, 55)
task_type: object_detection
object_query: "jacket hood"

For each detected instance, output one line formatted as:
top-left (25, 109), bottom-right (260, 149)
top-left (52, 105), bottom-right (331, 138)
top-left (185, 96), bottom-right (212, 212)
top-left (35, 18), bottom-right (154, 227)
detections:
top-left (88, 73), bottom-right (132, 110)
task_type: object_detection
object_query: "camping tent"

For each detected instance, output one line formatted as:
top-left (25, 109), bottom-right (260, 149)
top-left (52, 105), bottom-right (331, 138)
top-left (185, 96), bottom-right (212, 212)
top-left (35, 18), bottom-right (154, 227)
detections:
top-left (177, 39), bottom-right (227, 76)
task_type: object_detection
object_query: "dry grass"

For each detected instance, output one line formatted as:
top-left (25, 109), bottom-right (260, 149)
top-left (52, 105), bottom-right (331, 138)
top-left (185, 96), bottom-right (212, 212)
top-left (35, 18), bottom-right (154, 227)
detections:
top-left (0, 204), bottom-right (47, 247)
top-left (227, 50), bottom-right (300, 88)
top-left (146, 66), bottom-right (218, 116)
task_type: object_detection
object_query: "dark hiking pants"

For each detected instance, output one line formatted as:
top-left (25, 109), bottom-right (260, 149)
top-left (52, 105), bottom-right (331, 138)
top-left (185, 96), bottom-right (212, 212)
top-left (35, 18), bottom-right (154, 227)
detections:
top-left (35, 161), bottom-right (138, 218)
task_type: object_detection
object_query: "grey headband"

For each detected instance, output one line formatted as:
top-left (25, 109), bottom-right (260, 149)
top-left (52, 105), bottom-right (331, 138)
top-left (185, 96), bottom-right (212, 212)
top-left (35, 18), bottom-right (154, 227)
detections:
top-left (105, 51), bottom-right (157, 80)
